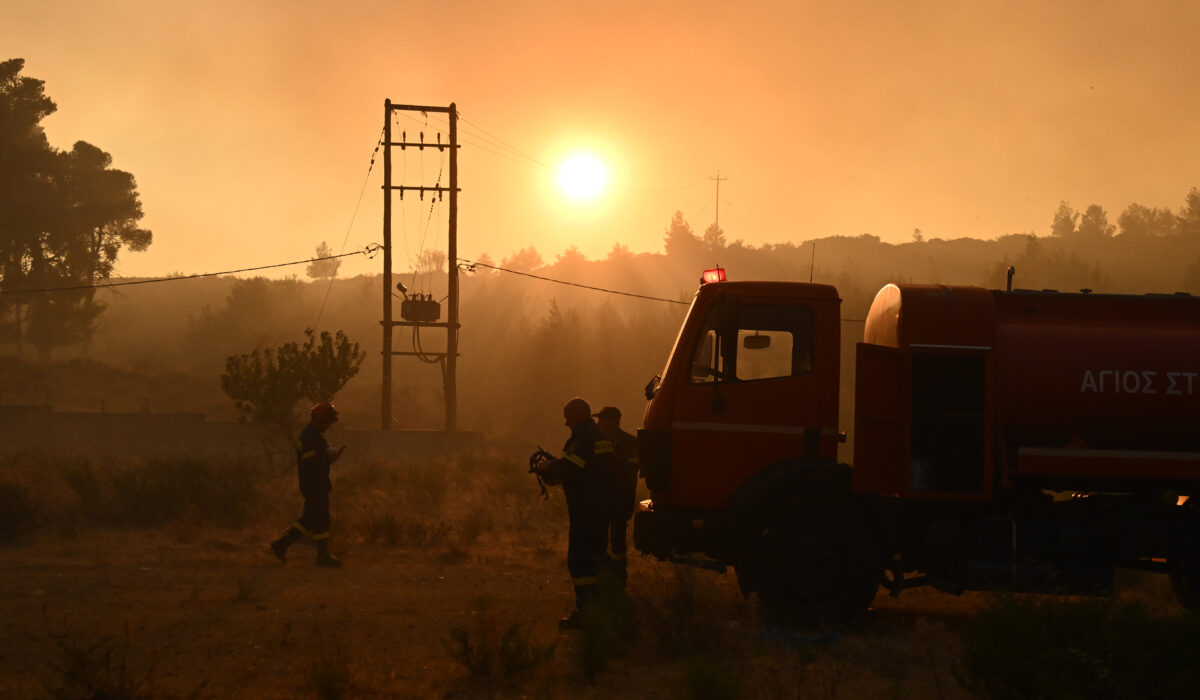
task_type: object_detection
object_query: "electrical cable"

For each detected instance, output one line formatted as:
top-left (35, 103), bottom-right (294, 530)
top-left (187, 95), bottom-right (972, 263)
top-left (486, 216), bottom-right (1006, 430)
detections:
top-left (456, 257), bottom-right (688, 305)
top-left (315, 128), bottom-right (385, 327)
top-left (3, 245), bottom-right (382, 295)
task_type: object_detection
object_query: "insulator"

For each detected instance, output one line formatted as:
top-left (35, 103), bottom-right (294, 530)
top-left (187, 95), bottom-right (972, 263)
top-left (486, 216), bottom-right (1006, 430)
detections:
top-left (419, 131), bottom-right (425, 150)
top-left (401, 131), bottom-right (406, 149)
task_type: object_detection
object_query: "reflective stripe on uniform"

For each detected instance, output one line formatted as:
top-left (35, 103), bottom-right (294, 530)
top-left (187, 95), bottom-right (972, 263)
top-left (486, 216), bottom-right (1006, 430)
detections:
top-left (564, 452), bottom-right (586, 468)
top-left (595, 440), bottom-right (614, 454)
top-left (301, 451), bottom-right (317, 460)
top-left (608, 553), bottom-right (626, 561)
top-left (572, 576), bottom-right (598, 586)
top-left (293, 521), bottom-right (314, 536)
top-left (312, 531), bottom-right (330, 540)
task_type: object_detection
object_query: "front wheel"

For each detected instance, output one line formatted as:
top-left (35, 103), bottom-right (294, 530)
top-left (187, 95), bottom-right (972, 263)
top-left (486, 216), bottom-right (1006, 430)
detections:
top-left (735, 493), bottom-right (880, 626)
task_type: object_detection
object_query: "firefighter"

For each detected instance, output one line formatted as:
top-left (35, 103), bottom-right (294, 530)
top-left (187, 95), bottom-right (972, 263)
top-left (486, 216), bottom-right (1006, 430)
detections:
top-left (269, 401), bottom-right (346, 567)
top-left (534, 397), bottom-right (616, 629)
top-left (593, 406), bottom-right (638, 586)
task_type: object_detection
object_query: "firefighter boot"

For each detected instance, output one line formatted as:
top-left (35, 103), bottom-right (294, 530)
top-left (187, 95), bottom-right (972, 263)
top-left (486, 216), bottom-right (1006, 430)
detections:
top-left (269, 528), bottom-right (301, 562)
top-left (315, 539), bottom-right (343, 568)
top-left (560, 583), bottom-right (595, 630)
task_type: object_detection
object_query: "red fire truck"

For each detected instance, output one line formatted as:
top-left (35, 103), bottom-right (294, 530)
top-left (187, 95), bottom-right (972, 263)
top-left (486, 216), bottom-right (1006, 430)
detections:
top-left (634, 269), bottom-right (1200, 622)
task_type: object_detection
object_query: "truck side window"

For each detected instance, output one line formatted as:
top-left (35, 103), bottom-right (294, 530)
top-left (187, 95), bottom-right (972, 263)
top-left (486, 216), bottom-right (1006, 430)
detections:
top-left (736, 304), bottom-right (814, 380)
top-left (689, 304), bottom-right (813, 383)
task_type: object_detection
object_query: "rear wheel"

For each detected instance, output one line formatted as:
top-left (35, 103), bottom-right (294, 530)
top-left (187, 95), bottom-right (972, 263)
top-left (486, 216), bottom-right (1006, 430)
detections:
top-left (1170, 497), bottom-right (1200, 612)
top-left (735, 493), bottom-right (880, 626)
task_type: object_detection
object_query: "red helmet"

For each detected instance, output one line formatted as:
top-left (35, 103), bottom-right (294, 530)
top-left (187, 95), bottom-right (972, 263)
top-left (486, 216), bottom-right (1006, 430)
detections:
top-left (311, 402), bottom-right (339, 422)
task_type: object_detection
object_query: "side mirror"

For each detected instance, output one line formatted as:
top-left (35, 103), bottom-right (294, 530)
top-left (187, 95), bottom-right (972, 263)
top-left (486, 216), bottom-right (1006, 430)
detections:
top-left (644, 374), bottom-right (661, 400)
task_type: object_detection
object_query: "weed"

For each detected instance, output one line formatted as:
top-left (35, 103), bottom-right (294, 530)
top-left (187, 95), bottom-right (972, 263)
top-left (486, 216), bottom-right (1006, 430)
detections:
top-left (444, 601), bottom-right (554, 689)
top-left (353, 507), bottom-right (451, 547)
top-left (61, 458), bottom-right (259, 528)
top-left (959, 594), bottom-right (1200, 699)
top-left (306, 625), bottom-right (352, 700)
top-left (0, 480), bottom-right (40, 542)
top-left (235, 576), bottom-right (258, 602)
top-left (630, 566), bottom-right (730, 659)
top-left (575, 573), bottom-right (636, 683)
top-left (683, 653), bottom-right (744, 700)
top-left (42, 620), bottom-right (154, 700)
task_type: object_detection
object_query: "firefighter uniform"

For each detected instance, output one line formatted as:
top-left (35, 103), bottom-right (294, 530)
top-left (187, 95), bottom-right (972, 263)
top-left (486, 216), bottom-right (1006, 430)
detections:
top-left (294, 422), bottom-right (334, 540)
top-left (543, 411), bottom-right (617, 617)
top-left (605, 425), bottom-right (639, 584)
top-left (270, 402), bottom-right (343, 567)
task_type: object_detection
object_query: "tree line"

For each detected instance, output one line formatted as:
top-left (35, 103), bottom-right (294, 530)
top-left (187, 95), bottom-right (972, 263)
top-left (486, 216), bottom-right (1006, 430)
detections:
top-left (6, 56), bottom-right (1200, 441)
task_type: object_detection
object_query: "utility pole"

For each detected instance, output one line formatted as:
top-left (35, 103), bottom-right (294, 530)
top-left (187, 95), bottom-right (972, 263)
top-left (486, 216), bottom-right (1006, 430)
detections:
top-left (380, 100), bottom-right (460, 432)
top-left (709, 170), bottom-right (727, 228)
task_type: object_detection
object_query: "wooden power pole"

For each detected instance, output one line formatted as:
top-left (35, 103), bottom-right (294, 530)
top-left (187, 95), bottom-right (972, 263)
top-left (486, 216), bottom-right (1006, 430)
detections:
top-left (709, 170), bottom-right (727, 228)
top-left (380, 100), bottom-right (460, 432)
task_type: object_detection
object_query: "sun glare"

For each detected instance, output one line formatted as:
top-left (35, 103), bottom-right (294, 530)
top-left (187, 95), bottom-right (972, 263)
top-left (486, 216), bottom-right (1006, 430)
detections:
top-left (556, 152), bottom-right (609, 202)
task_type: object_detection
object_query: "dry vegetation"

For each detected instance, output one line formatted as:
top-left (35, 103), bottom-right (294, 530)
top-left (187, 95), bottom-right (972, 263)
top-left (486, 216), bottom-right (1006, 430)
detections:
top-left (3, 449), bottom-right (1198, 699)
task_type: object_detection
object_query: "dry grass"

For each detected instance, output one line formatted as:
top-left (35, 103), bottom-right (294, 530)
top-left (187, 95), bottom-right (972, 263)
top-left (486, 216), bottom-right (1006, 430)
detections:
top-left (3, 449), bottom-right (1198, 698)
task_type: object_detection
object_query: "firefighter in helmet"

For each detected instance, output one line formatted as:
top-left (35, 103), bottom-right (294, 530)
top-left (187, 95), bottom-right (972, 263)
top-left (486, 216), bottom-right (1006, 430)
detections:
top-left (533, 397), bottom-right (617, 629)
top-left (270, 401), bottom-right (346, 567)
top-left (593, 406), bottom-right (638, 586)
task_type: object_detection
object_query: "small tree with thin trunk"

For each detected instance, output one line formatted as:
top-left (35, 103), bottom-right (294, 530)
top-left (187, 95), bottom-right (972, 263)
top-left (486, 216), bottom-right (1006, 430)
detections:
top-left (221, 329), bottom-right (365, 434)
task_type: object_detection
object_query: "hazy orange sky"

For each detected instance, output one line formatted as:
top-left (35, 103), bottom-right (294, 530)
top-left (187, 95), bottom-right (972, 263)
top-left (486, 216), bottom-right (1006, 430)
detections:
top-left (4, 0), bottom-right (1200, 279)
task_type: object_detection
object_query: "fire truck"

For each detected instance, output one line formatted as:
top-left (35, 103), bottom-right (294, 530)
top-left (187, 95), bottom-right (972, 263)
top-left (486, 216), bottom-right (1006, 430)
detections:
top-left (633, 268), bottom-right (1200, 622)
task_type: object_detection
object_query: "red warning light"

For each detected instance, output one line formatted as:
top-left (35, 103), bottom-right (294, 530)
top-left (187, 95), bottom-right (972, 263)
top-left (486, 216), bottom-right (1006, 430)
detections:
top-left (700, 267), bottom-right (727, 285)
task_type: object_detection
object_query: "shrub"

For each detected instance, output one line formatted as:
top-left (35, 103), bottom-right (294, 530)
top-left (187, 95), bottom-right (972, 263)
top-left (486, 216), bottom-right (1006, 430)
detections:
top-left (307, 631), bottom-right (352, 700)
top-left (444, 602), bottom-right (554, 688)
top-left (42, 621), bottom-right (154, 700)
top-left (61, 458), bottom-right (261, 528)
top-left (0, 481), bottom-right (40, 542)
top-left (353, 508), bottom-right (450, 548)
top-left (959, 595), bottom-right (1200, 699)
top-left (576, 573), bottom-right (636, 682)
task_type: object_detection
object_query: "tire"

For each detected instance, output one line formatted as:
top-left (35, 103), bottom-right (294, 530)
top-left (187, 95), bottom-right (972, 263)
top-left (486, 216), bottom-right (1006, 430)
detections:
top-left (1171, 497), bottom-right (1200, 612)
top-left (1170, 573), bottom-right (1200, 612)
top-left (734, 493), bottom-right (880, 626)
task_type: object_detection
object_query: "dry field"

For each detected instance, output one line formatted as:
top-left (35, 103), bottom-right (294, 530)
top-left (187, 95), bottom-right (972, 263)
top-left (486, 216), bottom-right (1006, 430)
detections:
top-left (0, 449), bottom-right (1192, 699)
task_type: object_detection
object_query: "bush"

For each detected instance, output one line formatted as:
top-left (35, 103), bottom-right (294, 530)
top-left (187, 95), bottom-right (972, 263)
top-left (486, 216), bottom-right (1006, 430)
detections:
top-left (959, 595), bottom-right (1200, 699)
top-left (444, 602), bottom-right (554, 688)
top-left (42, 621), bottom-right (153, 700)
top-left (62, 458), bottom-right (262, 528)
top-left (0, 481), bottom-right (40, 542)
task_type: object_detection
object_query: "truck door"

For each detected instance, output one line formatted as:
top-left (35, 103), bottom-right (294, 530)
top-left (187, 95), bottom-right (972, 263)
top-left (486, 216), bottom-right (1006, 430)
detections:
top-left (668, 298), bottom-right (832, 507)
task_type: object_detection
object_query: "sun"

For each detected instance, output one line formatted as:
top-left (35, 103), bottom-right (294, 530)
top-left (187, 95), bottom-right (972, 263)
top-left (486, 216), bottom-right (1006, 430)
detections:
top-left (556, 152), bottom-right (609, 202)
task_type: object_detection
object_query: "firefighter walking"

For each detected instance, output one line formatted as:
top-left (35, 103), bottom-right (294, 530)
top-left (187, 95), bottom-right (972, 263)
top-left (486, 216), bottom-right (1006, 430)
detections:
top-left (533, 397), bottom-right (616, 629)
top-left (270, 402), bottom-right (346, 567)
top-left (594, 406), bottom-right (638, 586)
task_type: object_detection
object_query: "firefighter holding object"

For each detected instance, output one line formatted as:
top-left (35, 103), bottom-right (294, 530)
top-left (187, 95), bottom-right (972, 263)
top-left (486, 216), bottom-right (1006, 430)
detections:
top-left (270, 402), bottom-right (346, 567)
top-left (594, 406), bottom-right (639, 586)
top-left (534, 397), bottom-right (616, 629)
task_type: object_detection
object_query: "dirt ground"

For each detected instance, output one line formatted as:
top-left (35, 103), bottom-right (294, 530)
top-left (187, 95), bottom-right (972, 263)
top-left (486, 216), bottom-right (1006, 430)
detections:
top-left (0, 524), bottom-right (1012, 700)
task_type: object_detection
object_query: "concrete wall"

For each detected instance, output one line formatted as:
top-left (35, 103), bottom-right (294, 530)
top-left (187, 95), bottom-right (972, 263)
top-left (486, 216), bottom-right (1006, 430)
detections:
top-left (0, 406), bottom-right (483, 463)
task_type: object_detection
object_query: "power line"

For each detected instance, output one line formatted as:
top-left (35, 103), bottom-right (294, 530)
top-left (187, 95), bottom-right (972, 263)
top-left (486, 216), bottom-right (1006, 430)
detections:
top-left (456, 257), bottom-right (689, 305)
top-left (316, 128), bottom-right (385, 327)
top-left (2, 245), bottom-right (382, 295)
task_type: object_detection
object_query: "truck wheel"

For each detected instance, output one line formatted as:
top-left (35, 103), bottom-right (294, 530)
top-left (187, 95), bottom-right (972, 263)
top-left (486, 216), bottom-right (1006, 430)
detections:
top-left (1170, 573), bottom-right (1200, 612)
top-left (1170, 497), bottom-right (1200, 613)
top-left (735, 494), bottom-right (880, 626)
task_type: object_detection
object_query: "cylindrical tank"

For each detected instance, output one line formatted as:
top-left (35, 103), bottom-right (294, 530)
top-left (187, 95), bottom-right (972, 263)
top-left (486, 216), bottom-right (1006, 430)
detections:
top-left (865, 284), bottom-right (1200, 454)
top-left (992, 291), bottom-right (1200, 453)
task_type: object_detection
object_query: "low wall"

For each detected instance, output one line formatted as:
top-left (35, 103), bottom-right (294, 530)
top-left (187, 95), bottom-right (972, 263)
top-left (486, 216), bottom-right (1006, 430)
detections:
top-left (0, 406), bottom-right (483, 463)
